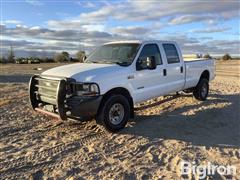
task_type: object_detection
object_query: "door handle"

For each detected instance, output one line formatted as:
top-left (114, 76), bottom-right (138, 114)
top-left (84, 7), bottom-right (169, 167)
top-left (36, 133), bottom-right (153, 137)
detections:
top-left (180, 66), bottom-right (183, 73)
top-left (163, 69), bottom-right (167, 76)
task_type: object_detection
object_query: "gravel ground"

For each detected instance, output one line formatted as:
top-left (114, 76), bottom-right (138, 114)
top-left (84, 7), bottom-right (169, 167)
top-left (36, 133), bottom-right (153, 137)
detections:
top-left (0, 61), bottom-right (239, 179)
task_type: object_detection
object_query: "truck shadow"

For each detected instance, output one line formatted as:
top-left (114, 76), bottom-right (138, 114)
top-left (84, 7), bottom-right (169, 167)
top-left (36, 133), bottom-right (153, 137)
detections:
top-left (122, 93), bottom-right (240, 148)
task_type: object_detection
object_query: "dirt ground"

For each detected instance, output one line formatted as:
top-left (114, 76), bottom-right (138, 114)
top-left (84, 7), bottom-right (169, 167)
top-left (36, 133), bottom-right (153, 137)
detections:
top-left (0, 61), bottom-right (239, 179)
top-left (0, 63), bottom-right (65, 75)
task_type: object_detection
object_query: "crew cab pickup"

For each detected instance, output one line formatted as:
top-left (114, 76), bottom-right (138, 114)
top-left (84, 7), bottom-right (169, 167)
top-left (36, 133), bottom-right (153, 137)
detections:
top-left (29, 40), bottom-right (215, 132)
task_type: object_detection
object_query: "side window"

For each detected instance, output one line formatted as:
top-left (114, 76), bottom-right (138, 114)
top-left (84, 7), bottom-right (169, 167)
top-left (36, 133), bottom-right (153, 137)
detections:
top-left (138, 44), bottom-right (162, 65)
top-left (163, 44), bottom-right (180, 64)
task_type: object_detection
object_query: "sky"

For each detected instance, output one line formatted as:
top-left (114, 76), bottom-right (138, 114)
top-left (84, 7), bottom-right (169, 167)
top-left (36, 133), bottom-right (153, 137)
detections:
top-left (1, 0), bottom-right (240, 58)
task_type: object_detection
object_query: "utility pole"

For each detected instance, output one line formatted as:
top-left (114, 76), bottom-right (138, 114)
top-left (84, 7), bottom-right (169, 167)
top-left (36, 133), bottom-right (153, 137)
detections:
top-left (8, 45), bottom-right (15, 63)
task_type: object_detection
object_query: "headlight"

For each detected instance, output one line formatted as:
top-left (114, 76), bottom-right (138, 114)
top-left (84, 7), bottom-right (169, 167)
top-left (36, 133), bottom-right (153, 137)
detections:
top-left (72, 83), bottom-right (100, 96)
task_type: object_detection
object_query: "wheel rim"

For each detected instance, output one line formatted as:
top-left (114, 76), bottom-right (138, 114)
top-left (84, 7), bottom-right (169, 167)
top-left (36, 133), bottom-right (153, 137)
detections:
top-left (201, 82), bottom-right (208, 97)
top-left (109, 103), bottom-right (125, 125)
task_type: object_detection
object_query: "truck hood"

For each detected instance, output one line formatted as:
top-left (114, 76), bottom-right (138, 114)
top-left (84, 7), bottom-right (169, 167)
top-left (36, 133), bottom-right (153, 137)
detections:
top-left (41, 63), bottom-right (125, 82)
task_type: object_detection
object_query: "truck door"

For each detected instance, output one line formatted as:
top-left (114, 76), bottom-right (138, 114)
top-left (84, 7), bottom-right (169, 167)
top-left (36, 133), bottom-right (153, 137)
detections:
top-left (162, 43), bottom-right (185, 92)
top-left (131, 43), bottom-right (169, 103)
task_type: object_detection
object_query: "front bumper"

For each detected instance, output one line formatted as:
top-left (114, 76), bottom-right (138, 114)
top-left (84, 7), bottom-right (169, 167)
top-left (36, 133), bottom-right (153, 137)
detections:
top-left (29, 75), bottom-right (102, 120)
top-left (67, 96), bottom-right (102, 117)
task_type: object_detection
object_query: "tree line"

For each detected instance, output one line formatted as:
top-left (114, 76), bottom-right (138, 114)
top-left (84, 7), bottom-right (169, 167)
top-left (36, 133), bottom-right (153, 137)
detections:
top-left (0, 46), bottom-right (86, 63)
top-left (201, 53), bottom-right (233, 60)
top-left (0, 46), bottom-right (235, 64)
top-left (54, 51), bottom-right (86, 63)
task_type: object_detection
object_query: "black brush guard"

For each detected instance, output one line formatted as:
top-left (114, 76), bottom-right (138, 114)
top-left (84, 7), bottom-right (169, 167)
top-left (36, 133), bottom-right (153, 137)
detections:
top-left (29, 75), bottom-right (74, 120)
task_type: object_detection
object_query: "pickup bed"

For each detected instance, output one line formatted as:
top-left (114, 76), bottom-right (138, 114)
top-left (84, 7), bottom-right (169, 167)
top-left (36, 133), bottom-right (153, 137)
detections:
top-left (29, 40), bottom-right (215, 132)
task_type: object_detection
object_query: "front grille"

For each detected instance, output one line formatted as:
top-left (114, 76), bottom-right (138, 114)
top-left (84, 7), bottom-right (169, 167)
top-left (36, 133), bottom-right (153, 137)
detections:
top-left (34, 77), bottom-right (60, 105)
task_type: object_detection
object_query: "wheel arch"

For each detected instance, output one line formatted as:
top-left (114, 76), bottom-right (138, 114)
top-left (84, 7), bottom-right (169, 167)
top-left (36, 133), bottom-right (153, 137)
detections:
top-left (198, 70), bottom-right (210, 83)
top-left (97, 87), bottom-right (134, 118)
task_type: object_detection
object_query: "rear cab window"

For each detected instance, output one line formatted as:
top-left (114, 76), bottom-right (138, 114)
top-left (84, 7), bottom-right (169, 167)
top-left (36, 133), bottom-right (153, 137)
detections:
top-left (163, 44), bottom-right (180, 64)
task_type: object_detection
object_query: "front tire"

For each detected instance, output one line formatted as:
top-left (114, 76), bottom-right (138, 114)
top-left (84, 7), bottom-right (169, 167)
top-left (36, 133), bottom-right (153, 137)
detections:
top-left (193, 78), bottom-right (209, 101)
top-left (97, 94), bottom-right (130, 132)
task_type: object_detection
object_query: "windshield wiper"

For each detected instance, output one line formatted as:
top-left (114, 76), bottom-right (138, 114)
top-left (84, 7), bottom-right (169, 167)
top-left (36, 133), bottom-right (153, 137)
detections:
top-left (100, 60), bottom-right (116, 64)
top-left (115, 62), bottom-right (130, 66)
top-left (101, 60), bottom-right (130, 66)
top-left (86, 61), bottom-right (100, 63)
top-left (86, 60), bottom-right (130, 66)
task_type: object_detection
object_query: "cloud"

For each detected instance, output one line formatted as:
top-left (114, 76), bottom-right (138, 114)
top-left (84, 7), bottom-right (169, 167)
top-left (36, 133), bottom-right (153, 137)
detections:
top-left (2, 39), bottom-right (34, 47)
top-left (1, 46), bottom-right (56, 58)
top-left (1, 25), bottom-right (126, 57)
top-left (206, 40), bottom-right (240, 54)
top-left (16, 40), bottom-right (78, 51)
top-left (2, 1), bottom-right (239, 57)
top-left (1, 39), bottom-right (82, 57)
top-left (207, 40), bottom-right (240, 48)
top-left (70, 1), bottom-right (239, 22)
top-left (2, 25), bottom-right (118, 49)
top-left (129, 1), bottom-right (239, 21)
top-left (79, 5), bottom-right (115, 22)
top-left (162, 35), bottom-right (199, 45)
top-left (200, 37), bottom-right (213, 40)
top-left (0, 24), bottom-right (5, 29)
top-left (169, 15), bottom-right (218, 25)
top-left (25, 0), bottom-right (43, 6)
top-left (75, 1), bottom-right (96, 8)
top-left (191, 27), bottom-right (231, 33)
top-left (3, 20), bottom-right (23, 25)
top-left (2, 24), bottom-right (239, 57)
top-left (111, 26), bottom-right (150, 36)
top-left (46, 1), bottom-right (239, 32)
top-left (48, 4), bottom-right (115, 30)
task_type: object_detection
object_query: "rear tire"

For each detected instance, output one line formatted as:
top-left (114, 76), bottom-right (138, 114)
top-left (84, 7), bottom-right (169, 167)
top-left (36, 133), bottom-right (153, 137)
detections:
top-left (193, 78), bottom-right (209, 101)
top-left (97, 94), bottom-right (130, 132)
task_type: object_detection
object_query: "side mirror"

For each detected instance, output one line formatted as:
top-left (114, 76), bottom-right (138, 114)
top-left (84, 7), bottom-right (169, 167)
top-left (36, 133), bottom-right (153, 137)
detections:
top-left (146, 56), bottom-right (156, 70)
top-left (136, 56), bottom-right (156, 70)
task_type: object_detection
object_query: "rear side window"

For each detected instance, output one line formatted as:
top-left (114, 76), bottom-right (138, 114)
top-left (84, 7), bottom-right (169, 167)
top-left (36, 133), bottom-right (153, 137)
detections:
top-left (163, 44), bottom-right (180, 64)
top-left (139, 44), bottom-right (162, 65)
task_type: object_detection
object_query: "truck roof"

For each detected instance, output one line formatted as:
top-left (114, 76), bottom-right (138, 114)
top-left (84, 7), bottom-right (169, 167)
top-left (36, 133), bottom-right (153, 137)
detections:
top-left (104, 40), bottom-right (177, 45)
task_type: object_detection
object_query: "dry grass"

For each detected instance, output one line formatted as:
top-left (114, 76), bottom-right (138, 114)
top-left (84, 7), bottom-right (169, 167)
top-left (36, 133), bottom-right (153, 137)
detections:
top-left (0, 62), bottom-right (75, 75)
top-left (0, 60), bottom-right (239, 76)
top-left (0, 92), bottom-right (28, 107)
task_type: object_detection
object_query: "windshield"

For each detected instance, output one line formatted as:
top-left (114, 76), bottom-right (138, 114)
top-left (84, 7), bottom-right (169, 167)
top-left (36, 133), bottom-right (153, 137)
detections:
top-left (85, 43), bottom-right (140, 66)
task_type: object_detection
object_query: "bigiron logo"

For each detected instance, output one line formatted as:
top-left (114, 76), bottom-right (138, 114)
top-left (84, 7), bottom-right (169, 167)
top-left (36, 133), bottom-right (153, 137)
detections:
top-left (179, 161), bottom-right (237, 179)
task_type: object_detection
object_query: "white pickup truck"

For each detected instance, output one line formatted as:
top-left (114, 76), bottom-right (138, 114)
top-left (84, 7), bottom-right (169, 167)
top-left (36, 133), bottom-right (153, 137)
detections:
top-left (29, 40), bottom-right (215, 132)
